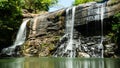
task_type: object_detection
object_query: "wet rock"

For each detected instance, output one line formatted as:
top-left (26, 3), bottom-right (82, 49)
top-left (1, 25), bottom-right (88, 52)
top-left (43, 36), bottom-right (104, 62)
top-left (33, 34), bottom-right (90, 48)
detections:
top-left (104, 43), bottom-right (116, 57)
top-left (22, 39), bottom-right (42, 56)
top-left (105, 43), bottom-right (115, 48)
top-left (39, 47), bottom-right (50, 57)
top-left (77, 52), bottom-right (90, 58)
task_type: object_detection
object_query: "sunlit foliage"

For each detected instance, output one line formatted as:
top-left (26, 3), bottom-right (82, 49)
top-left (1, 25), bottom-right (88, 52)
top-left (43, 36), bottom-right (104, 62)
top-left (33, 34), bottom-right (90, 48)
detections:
top-left (21, 0), bottom-right (58, 13)
top-left (73, 0), bottom-right (102, 5)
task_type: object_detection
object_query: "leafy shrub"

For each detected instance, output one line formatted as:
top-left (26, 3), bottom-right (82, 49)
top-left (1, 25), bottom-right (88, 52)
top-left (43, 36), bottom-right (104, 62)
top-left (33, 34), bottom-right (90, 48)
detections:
top-left (112, 13), bottom-right (120, 43)
top-left (21, 0), bottom-right (58, 13)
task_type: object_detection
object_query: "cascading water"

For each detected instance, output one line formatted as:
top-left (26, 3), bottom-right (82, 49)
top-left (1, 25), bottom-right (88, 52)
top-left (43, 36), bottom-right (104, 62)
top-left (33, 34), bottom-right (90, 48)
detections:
top-left (100, 3), bottom-right (105, 58)
top-left (100, 3), bottom-right (105, 65)
top-left (53, 7), bottom-right (76, 57)
top-left (1, 19), bottom-right (30, 55)
top-left (64, 7), bottom-right (76, 68)
top-left (64, 6), bottom-right (76, 57)
top-left (77, 2), bottom-right (106, 58)
top-left (96, 3), bottom-right (105, 58)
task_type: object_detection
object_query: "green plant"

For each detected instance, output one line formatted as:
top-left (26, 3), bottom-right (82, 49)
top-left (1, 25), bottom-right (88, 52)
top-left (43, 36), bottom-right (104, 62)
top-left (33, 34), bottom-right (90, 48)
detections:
top-left (111, 13), bottom-right (120, 54)
top-left (73, 0), bottom-right (101, 5)
top-left (21, 0), bottom-right (58, 13)
top-left (111, 13), bottom-right (120, 43)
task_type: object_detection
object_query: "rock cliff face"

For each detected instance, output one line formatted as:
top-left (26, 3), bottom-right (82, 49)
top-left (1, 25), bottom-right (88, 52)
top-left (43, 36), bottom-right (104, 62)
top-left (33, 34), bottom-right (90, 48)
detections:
top-left (22, 0), bottom-right (120, 57)
top-left (22, 10), bottom-right (66, 56)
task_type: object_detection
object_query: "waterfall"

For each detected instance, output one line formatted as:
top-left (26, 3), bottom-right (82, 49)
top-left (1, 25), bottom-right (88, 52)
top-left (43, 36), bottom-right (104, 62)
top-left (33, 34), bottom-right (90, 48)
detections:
top-left (13, 19), bottom-right (30, 47)
top-left (64, 6), bottom-right (76, 57)
top-left (1, 19), bottom-right (30, 55)
top-left (91, 3), bottom-right (105, 58)
top-left (97, 3), bottom-right (105, 58)
top-left (53, 7), bottom-right (76, 57)
top-left (100, 3), bottom-right (105, 58)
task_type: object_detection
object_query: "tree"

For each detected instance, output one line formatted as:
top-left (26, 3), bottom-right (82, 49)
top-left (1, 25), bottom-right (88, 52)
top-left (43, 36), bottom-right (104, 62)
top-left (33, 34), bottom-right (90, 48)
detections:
top-left (21, 0), bottom-right (58, 13)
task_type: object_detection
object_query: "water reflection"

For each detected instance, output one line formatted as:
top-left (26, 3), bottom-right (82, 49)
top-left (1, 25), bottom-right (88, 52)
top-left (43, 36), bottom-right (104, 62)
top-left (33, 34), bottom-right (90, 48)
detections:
top-left (0, 57), bottom-right (120, 68)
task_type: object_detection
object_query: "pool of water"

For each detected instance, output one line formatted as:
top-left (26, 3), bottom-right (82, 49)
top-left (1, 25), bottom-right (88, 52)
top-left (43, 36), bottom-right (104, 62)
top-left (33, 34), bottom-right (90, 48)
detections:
top-left (0, 57), bottom-right (120, 68)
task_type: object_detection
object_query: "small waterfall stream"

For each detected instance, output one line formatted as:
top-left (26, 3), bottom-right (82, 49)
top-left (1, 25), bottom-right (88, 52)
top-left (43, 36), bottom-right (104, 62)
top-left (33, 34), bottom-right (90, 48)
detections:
top-left (100, 3), bottom-right (105, 58)
top-left (1, 19), bottom-right (30, 55)
top-left (53, 7), bottom-right (76, 57)
top-left (79, 3), bottom-right (105, 58)
top-left (65, 6), bottom-right (76, 57)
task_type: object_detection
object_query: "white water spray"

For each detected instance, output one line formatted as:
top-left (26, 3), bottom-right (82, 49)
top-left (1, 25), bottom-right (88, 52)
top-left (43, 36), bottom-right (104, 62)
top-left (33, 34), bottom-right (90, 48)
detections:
top-left (2, 19), bottom-right (30, 55)
top-left (13, 19), bottom-right (30, 47)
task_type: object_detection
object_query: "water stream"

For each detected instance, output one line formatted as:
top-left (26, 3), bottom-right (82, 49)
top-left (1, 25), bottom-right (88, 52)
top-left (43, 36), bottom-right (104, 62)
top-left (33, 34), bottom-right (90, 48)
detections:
top-left (1, 19), bottom-right (30, 55)
top-left (100, 3), bottom-right (105, 58)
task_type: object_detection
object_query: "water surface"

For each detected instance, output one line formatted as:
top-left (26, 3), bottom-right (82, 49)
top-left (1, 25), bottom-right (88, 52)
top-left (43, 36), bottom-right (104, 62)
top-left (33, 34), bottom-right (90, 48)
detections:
top-left (0, 57), bottom-right (120, 68)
